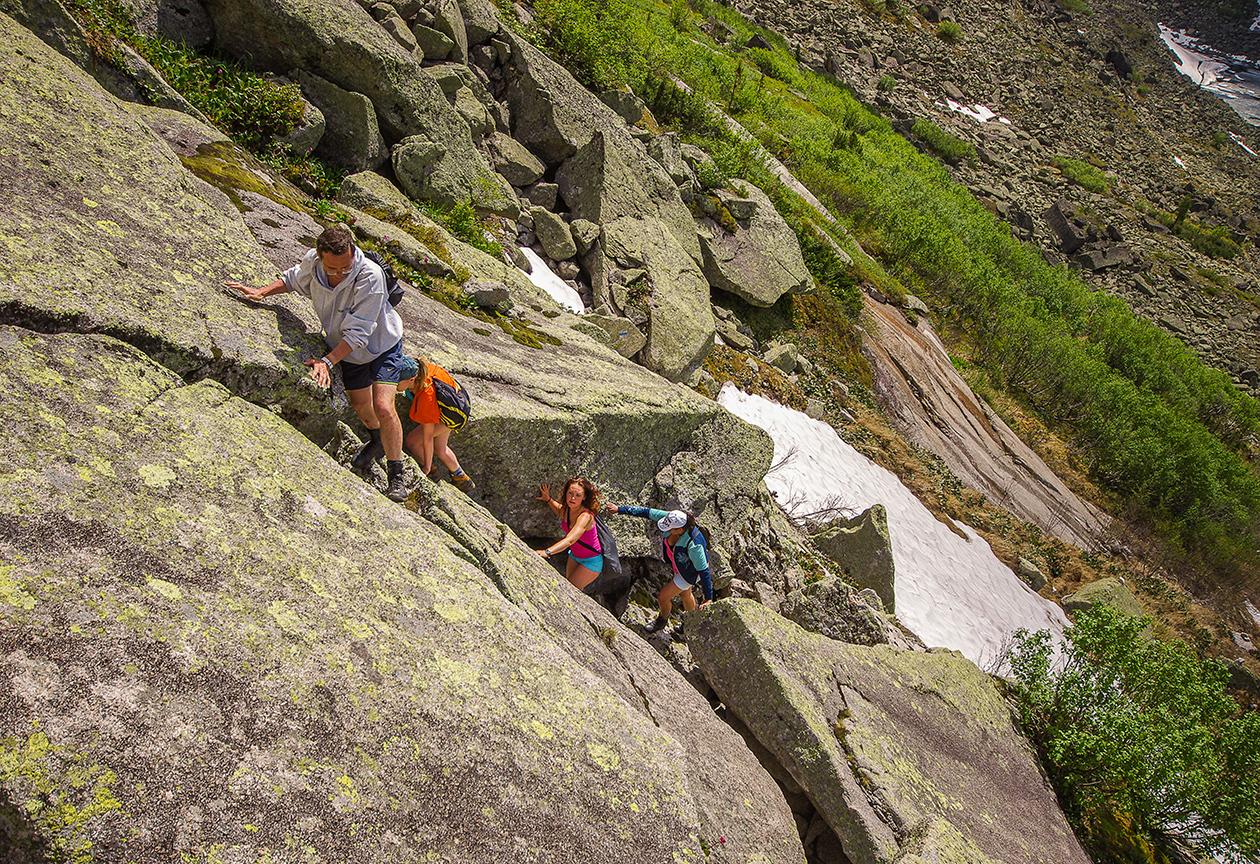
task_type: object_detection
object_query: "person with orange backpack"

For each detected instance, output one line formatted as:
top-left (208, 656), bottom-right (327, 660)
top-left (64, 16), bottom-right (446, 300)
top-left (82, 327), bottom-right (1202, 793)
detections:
top-left (396, 356), bottom-right (475, 493)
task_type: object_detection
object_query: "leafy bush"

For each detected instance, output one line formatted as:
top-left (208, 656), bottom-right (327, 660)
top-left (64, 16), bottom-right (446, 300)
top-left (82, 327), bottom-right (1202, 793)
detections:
top-left (1052, 156), bottom-right (1110, 193)
top-left (877, 74), bottom-right (896, 92)
top-left (1008, 604), bottom-right (1260, 859)
top-left (910, 119), bottom-right (975, 163)
top-left (937, 20), bottom-right (962, 41)
top-left (531, 0), bottom-right (648, 91)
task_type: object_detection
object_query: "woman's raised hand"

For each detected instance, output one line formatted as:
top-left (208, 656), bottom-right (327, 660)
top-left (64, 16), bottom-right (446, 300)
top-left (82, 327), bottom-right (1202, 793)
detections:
top-left (603, 503), bottom-right (618, 515)
top-left (536, 483), bottom-right (551, 502)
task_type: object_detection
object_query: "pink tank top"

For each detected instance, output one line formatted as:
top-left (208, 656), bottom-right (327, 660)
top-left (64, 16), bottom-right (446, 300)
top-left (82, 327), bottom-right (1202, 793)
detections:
top-left (562, 511), bottom-right (601, 556)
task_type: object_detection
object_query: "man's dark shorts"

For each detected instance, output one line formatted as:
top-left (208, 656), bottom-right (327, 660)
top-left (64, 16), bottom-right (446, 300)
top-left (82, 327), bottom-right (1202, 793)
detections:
top-left (340, 341), bottom-right (407, 391)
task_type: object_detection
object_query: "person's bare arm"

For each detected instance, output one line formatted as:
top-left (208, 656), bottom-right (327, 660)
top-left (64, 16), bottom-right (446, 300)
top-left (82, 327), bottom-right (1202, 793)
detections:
top-left (224, 277), bottom-right (286, 302)
top-left (544, 510), bottom-right (594, 556)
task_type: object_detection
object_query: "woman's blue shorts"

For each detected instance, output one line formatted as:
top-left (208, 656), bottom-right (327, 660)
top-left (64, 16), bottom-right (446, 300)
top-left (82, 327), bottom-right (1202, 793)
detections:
top-left (569, 551), bottom-right (604, 574)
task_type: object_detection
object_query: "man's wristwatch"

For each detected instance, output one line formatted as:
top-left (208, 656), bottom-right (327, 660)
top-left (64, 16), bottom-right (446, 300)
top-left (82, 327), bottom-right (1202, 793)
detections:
top-left (321, 355), bottom-right (335, 367)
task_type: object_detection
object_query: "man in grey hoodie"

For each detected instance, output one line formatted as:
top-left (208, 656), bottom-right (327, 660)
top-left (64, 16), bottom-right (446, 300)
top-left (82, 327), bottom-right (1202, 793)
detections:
top-left (225, 226), bottom-right (409, 501)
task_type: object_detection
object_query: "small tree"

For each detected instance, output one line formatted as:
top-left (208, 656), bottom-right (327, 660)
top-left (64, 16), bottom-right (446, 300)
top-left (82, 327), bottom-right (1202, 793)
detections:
top-left (1007, 604), bottom-right (1260, 858)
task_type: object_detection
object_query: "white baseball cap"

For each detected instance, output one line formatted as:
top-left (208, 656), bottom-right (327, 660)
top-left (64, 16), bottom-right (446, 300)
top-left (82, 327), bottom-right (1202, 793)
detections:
top-left (657, 510), bottom-right (688, 532)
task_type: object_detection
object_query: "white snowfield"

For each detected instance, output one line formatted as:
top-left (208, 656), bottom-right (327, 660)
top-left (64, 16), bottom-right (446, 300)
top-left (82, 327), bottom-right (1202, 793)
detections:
top-left (519, 246), bottom-right (584, 312)
top-left (718, 385), bottom-right (1067, 667)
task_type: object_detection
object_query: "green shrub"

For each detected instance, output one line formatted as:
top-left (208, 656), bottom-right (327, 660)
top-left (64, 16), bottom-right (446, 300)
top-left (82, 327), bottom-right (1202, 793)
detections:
top-left (937, 20), bottom-right (962, 41)
top-left (532, 0), bottom-right (648, 91)
top-left (910, 119), bottom-right (975, 163)
top-left (1060, 0), bottom-right (1091, 11)
top-left (263, 145), bottom-right (345, 199)
top-left (424, 201), bottom-right (500, 257)
top-left (1008, 604), bottom-right (1260, 858)
top-left (1212, 131), bottom-right (1229, 149)
top-left (877, 74), bottom-right (896, 92)
top-left (1052, 156), bottom-right (1110, 193)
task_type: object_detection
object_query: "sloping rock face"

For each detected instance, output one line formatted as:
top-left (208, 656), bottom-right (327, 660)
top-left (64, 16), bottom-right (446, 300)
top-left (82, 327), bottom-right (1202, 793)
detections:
top-left (697, 183), bottom-right (812, 307)
top-left (689, 601), bottom-right (1094, 864)
top-left (0, 327), bottom-right (801, 863)
top-left (0, 13), bottom-right (333, 437)
top-left (1063, 576), bottom-right (1145, 618)
top-left (860, 294), bottom-right (1108, 549)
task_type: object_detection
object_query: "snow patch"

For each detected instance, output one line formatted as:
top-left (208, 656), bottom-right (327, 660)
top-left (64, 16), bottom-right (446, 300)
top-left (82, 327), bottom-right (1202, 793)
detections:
top-left (519, 247), bottom-right (584, 312)
top-left (717, 385), bottom-right (1068, 667)
top-left (938, 97), bottom-right (1011, 125)
top-left (1174, 155), bottom-right (1187, 168)
top-left (1230, 132), bottom-right (1258, 156)
top-left (1248, 600), bottom-right (1260, 630)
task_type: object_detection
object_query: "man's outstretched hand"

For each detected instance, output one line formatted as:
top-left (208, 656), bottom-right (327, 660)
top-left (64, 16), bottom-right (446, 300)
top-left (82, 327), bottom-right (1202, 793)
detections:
top-left (223, 280), bottom-right (270, 302)
top-left (304, 358), bottom-right (331, 389)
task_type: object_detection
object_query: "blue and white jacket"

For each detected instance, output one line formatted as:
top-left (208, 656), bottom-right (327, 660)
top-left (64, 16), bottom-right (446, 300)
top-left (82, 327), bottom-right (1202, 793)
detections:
top-left (616, 506), bottom-right (713, 602)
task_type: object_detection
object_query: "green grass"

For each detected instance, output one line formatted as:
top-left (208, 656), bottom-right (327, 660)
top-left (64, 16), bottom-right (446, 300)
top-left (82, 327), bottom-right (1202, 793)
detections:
top-left (937, 20), bottom-right (962, 41)
top-left (1052, 156), bottom-right (1110, 193)
top-left (910, 119), bottom-right (975, 163)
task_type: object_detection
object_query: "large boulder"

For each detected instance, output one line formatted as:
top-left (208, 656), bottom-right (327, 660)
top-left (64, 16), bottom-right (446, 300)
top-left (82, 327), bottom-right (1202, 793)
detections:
top-left (1062, 577), bottom-right (1145, 618)
top-left (485, 130), bottom-right (546, 186)
top-left (0, 14), bottom-right (332, 437)
top-left (198, 0), bottom-right (507, 203)
top-left (392, 135), bottom-right (519, 215)
top-left (809, 505), bottom-right (896, 613)
top-left (779, 575), bottom-right (912, 648)
top-left (556, 129), bottom-right (701, 264)
top-left (0, 326), bottom-right (803, 864)
top-left (689, 601), bottom-right (1095, 864)
top-left (697, 184), bottom-right (812, 307)
top-left (593, 215), bottom-right (715, 381)
top-left (297, 70), bottom-right (387, 172)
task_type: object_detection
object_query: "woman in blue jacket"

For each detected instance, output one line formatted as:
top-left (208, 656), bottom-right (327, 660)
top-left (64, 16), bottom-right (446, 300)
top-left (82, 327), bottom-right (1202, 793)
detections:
top-left (605, 505), bottom-right (712, 632)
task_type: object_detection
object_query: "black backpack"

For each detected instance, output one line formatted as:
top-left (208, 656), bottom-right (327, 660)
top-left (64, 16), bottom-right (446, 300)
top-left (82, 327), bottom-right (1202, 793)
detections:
top-left (432, 377), bottom-right (471, 431)
top-left (363, 249), bottom-right (405, 307)
top-left (573, 515), bottom-right (623, 577)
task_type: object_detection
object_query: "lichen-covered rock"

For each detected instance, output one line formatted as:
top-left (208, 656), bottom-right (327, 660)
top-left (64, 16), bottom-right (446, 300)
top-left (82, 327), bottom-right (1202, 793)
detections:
top-left (412, 22), bottom-right (454, 60)
top-left (1063, 576), bottom-right (1145, 618)
top-left (392, 135), bottom-right (519, 216)
top-left (779, 576), bottom-right (896, 647)
top-left (531, 205), bottom-right (577, 261)
top-left (582, 312), bottom-right (647, 358)
top-left (0, 326), bottom-right (802, 864)
top-left (810, 505), bottom-right (895, 613)
top-left (0, 16), bottom-right (333, 438)
top-left (432, 0), bottom-right (468, 62)
top-left (297, 70), bottom-right (387, 171)
top-left (485, 131), bottom-right (546, 186)
top-left (456, 0), bottom-right (501, 45)
top-left (698, 184), bottom-right (811, 307)
top-left (556, 129), bottom-right (701, 264)
top-left (594, 215), bottom-right (715, 381)
top-left (688, 601), bottom-right (1094, 864)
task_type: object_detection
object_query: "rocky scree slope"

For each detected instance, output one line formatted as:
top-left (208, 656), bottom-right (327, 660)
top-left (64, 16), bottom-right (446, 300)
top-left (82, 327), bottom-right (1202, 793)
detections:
top-left (732, 0), bottom-right (1260, 393)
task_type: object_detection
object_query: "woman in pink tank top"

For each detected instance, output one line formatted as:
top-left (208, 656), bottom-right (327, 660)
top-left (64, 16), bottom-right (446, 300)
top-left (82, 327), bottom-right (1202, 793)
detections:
top-left (535, 477), bottom-right (603, 589)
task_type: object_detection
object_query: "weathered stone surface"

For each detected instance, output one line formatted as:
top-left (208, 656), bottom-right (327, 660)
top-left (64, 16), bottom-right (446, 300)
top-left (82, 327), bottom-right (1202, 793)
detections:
top-left (583, 313), bottom-right (647, 357)
top-left (297, 70), bottom-right (387, 171)
top-left (1044, 198), bottom-right (1089, 253)
top-left (763, 341), bottom-right (801, 374)
top-left (450, 84), bottom-right (493, 137)
top-left (463, 278), bottom-right (510, 307)
top-left (0, 18), bottom-right (333, 437)
top-left (373, 3), bottom-right (418, 53)
top-left (647, 132), bottom-right (696, 185)
top-left (780, 576), bottom-right (892, 646)
top-left (485, 131), bottom-right (546, 186)
top-left (531, 206), bottom-right (577, 261)
top-left (1063, 576), bottom-right (1145, 618)
top-left (689, 601), bottom-right (1094, 864)
top-left (431, 0), bottom-right (467, 62)
top-left (596, 216), bottom-right (715, 381)
top-left (556, 130), bottom-right (701, 264)
top-left (392, 135), bottom-right (519, 216)
top-left (456, 0), bottom-right (501, 45)
top-left (335, 169), bottom-right (414, 221)
top-left (810, 505), bottom-right (896, 613)
top-left (272, 84), bottom-right (326, 156)
top-left (0, 326), bottom-right (802, 864)
top-left (412, 22), bottom-right (454, 59)
top-left (695, 181), bottom-right (811, 306)
top-left (859, 295), bottom-right (1108, 550)
top-left (199, 0), bottom-right (507, 200)
top-left (1017, 557), bottom-right (1046, 591)
top-left (120, 0), bottom-right (214, 47)
top-left (599, 87), bottom-right (649, 125)
top-left (1071, 243), bottom-right (1132, 271)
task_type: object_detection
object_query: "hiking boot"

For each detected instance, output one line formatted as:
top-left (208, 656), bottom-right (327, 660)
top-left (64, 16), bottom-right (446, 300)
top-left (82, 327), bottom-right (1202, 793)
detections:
top-left (385, 461), bottom-right (407, 502)
top-left (351, 437), bottom-right (385, 470)
top-left (385, 472), bottom-right (408, 502)
top-left (425, 465), bottom-right (441, 483)
top-left (645, 616), bottom-right (669, 634)
top-left (451, 472), bottom-right (476, 493)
